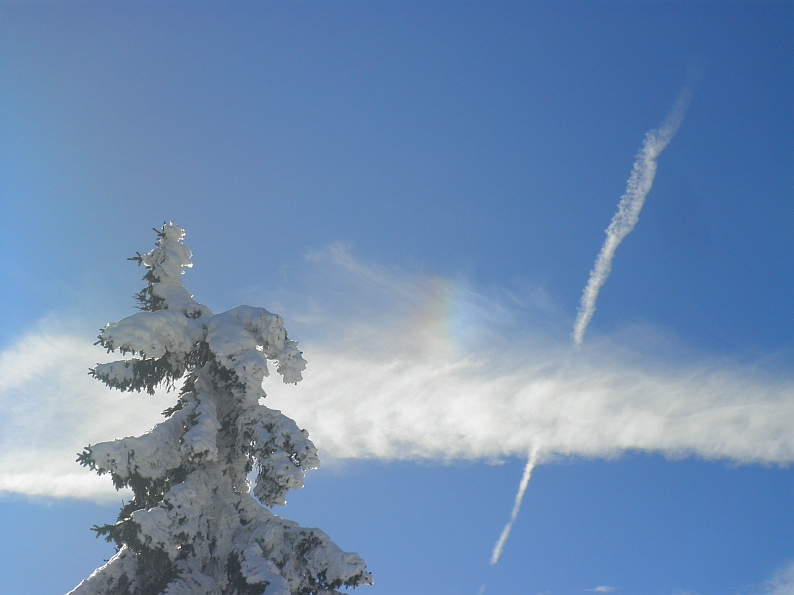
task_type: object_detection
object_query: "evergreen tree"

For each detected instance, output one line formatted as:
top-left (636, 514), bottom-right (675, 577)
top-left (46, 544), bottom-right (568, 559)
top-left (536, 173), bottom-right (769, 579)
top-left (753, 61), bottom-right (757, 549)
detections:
top-left (69, 223), bottom-right (372, 595)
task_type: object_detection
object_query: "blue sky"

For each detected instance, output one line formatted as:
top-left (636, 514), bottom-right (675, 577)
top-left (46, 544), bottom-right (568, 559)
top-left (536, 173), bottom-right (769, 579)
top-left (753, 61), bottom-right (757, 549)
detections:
top-left (0, 2), bottom-right (792, 594)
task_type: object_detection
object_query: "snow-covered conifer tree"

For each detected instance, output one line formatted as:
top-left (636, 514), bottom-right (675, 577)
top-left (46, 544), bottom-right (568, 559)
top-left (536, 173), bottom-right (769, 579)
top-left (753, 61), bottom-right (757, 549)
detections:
top-left (69, 223), bottom-right (372, 595)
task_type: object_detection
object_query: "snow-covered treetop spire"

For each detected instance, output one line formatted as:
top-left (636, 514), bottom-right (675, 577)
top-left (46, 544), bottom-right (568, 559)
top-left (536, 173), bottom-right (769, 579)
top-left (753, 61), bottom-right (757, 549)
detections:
top-left (130, 222), bottom-right (212, 318)
top-left (71, 224), bottom-right (371, 594)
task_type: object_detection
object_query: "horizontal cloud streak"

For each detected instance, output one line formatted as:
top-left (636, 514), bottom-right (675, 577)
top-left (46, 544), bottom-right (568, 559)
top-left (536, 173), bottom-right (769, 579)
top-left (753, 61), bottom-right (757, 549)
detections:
top-left (266, 245), bottom-right (794, 465)
top-left (267, 337), bottom-right (794, 464)
top-left (1, 245), bottom-right (793, 501)
top-left (0, 330), bottom-right (172, 500)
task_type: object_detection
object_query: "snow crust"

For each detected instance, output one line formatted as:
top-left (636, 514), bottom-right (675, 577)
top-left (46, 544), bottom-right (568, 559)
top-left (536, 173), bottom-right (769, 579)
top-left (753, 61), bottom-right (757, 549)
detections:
top-left (70, 223), bottom-right (370, 595)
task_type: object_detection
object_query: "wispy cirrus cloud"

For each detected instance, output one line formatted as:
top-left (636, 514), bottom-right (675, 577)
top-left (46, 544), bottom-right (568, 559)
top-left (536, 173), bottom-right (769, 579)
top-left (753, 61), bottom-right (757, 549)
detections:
top-left (756, 560), bottom-right (794, 595)
top-left (0, 326), bottom-right (172, 501)
top-left (263, 244), bottom-right (794, 467)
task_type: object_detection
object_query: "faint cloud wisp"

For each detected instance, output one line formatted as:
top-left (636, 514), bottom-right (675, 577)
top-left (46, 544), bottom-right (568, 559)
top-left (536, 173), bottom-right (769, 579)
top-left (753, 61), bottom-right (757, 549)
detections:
top-left (757, 560), bottom-right (794, 595)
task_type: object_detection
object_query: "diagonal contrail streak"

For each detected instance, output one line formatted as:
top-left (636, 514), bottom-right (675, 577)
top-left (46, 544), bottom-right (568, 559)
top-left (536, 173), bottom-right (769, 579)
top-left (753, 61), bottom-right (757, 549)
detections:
top-left (490, 445), bottom-right (540, 565)
top-left (573, 88), bottom-right (690, 346)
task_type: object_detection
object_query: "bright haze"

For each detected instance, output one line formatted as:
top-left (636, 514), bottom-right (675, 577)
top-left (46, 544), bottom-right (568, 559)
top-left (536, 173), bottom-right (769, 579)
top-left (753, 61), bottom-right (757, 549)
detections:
top-left (1, 3), bottom-right (792, 595)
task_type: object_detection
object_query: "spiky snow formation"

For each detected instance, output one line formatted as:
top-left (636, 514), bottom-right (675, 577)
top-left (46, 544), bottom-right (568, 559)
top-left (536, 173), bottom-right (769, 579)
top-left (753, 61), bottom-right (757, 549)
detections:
top-left (69, 223), bottom-right (372, 595)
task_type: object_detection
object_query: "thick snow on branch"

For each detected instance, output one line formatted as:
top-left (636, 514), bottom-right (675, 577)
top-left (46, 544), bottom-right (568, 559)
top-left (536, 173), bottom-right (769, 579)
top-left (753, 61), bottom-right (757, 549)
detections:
top-left (224, 306), bottom-right (308, 384)
top-left (100, 310), bottom-right (205, 359)
top-left (72, 548), bottom-right (140, 594)
top-left (86, 403), bottom-right (195, 482)
top-left (181, 393), bottom-right (221, 461)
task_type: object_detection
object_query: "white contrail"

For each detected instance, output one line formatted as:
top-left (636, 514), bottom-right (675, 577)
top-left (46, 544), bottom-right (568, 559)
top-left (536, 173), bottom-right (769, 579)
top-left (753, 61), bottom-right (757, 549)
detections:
top-left (573, 89), bottom-right (690, 345)
top-left (490, 445), bottom-right (540, 565)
